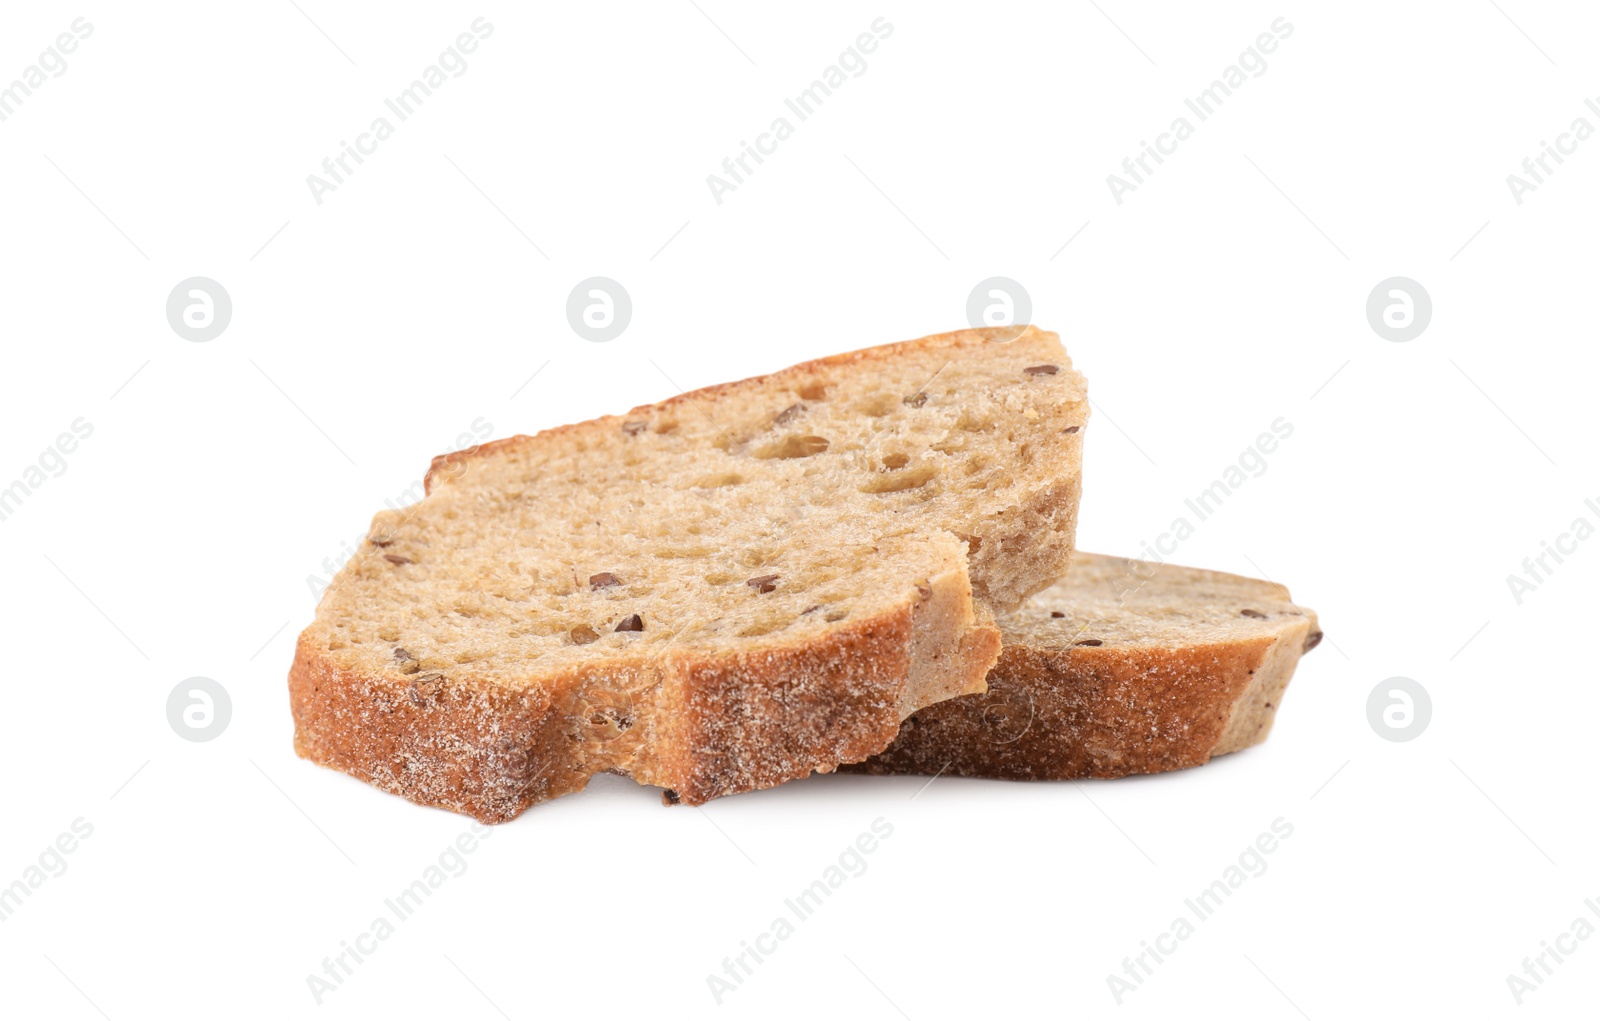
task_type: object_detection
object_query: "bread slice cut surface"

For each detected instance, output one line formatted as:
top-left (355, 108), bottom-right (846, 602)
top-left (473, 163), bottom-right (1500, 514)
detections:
top-left (289, 326), bottom-right (1088, 820)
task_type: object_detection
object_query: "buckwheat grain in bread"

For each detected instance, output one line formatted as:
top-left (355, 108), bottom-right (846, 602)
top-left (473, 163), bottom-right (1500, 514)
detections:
top-left (849, 554), bottom-right (1320, 780)
top-left (289, 326), bottom-right (1088, 821)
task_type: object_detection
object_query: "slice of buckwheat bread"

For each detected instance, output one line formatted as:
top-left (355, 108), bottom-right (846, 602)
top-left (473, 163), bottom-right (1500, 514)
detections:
top-left (289, 326), bottom-right (1088, 821)
top-left (848, 553), bottom-right (1320, 780)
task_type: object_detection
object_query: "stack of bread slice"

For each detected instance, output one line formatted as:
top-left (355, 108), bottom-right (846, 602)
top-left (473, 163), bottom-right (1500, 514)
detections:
top-left (288, 326), bottom-right (1317, 821)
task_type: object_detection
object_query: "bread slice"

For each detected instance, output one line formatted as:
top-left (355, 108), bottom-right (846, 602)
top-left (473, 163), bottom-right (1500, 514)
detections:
top-left (289, 326), bottom-right (1088, 821)
top-left (848, 553), bottom-right (1320, 780)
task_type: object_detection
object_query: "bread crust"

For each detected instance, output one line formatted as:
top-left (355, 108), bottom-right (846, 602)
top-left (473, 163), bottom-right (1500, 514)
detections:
top-left (421, 326), bottom-right (1052, 495)
top-left (848, 555), bottom-right (1319, 781)
top-left (290, 583), bottom-right (997, 821)
top-left (289, 633), bottom-right (576, 821)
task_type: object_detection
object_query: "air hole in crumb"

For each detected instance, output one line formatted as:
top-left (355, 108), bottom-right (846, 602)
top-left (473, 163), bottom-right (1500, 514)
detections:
top-left (653, 546), bottom-right (712, 559)
top-left (798, 383), bottom-right (827, 401)
top-left (754, 435), bottom-right (830, 459)
top-left (882, 452), bottom-right (910, 470)
top-left (859, 466), bottom-right (937, 494)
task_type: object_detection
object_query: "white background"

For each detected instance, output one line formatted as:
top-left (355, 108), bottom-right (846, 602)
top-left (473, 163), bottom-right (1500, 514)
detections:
top-left (1, 2), bottom-right (1595, 1017)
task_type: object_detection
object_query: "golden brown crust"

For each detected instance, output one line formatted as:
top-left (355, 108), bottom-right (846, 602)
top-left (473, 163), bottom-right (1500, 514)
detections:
top-left (290, 589), bottom-right (995, 820)
top-left (652, 605), bottom-right (915, 804)
top-left (289, 634), bottom-right (576, 822)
